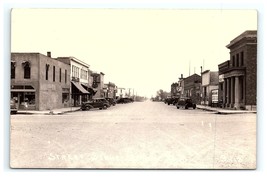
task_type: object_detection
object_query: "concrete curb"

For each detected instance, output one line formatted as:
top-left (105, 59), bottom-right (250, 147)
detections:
top-left (196, 106), bottom-right (256, 114)
top-left (16, 108), bottom-right (81, 115)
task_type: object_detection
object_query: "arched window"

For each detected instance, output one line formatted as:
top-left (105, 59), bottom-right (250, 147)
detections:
top-left (22, 61), bottom-right (31, 79)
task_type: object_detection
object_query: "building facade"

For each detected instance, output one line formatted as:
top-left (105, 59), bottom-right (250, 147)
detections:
top-left (183, 74), bottom-right (201, 104)
top-left (11, 52), bottom-right (71, 111)
top-left (218, 30), bottom-right (257, 110)
top-left (91, 72), bottom-right (105, 98)
top-left (104, 82), bottom-right (116, 98)
top-left (57, 56), bottom-right (95, 107)
top-left (201, 70), bottom-right (219, 106)
top-left (171, 82), bottom-right (179, 97)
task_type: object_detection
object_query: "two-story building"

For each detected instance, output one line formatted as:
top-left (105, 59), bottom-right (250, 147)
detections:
top-left (104, 82), bottom-right (116, 99)
top-left (11, 52), bottom-right (71, 111)
top-left (183, 74), bottom-right (202, 104)
top-left (91, 72), bottom-right (105, 98)
top-left (218, 30), bottom-right (257, 110)
top-left (57, 56), bottom-right (96, 106)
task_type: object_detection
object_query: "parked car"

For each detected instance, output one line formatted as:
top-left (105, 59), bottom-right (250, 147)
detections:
top-left (105, 98), bottom-right (116, 106)
top-left (10, 98), bottom-right (18, 114)
top-left (81, 98), bottom-right (110, 111)
top-left (165, 97), bottom-right (176, 105)
top-left (176, 97), bottom-right (196, 109)
top-left (116, 97), bottom-right (133, 104)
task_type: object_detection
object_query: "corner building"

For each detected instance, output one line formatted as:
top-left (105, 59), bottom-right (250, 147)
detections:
top-left (11, 52), bottom-right (71, 111)
top-left (218, 30), bottom-right (257, 110)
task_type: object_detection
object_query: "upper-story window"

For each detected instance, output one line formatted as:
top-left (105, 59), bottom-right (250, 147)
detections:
top-left (53, 66), bottom-right (55, 82)
top-left (59, 68), bottom-right (62, 82)
top-left (22, 61), bottom-right (31, 79)
top-left (240, 51), bottom-right (244, 66)
top-left (72, 65), bottom-right (80, 78)
top-left (65, 69), bottom-right (67, 83)
top-left (236, 53), bottom-right (239, 67)
top-left (11, 61), bottom-right (16, 79)
top-left (45, 64), bottom-right (50, 80)
top-left (81, 69), bottom-right (88, 80)
top-left (232, 56), bottom-right (235, 67)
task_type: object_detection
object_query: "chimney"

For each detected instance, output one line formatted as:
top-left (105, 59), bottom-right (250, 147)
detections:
top-left (47, 51), bottom-right (51, 58)
top-left (201, 66), bottom-right (203, 74)
top-left (181, 74), bottom-right (183, 79)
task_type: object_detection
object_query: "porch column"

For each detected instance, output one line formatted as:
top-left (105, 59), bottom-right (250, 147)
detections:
top-left (231, 77), bottom-right (235, 107)
top-left (222, 81), bottom-right (226, 106)
top-left (234, 76), bottom-right (240, 109)
top-left (226, 78), bottom-right (230, 107)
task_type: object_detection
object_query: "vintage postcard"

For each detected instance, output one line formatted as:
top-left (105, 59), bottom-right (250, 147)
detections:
top-left (10, 9), bottom-right (257, 169)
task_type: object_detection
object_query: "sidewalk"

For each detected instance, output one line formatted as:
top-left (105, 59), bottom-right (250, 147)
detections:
top-left (196, 105), bottom-right (257, 114)
top-left (17, 107), bottom-right (81, 115)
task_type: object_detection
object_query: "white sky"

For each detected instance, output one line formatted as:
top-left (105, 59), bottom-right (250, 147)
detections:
top-left (11, 9), bottom-right (257, 97)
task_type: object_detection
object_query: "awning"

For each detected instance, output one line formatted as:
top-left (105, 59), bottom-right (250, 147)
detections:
top-left (71, 81), bottom-right (89, 94)
top-left (81, 83), bottom-right (98, 92)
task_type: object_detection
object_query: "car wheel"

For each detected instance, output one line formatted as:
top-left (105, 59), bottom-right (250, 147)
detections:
top-left (193, 104), bottom-right (196, 109)
top-left (185, 105), bottom-right (188, 109)
top-left (177, 106), bottom-right (179, 109)
top-left (103, 105), bottom-right (107, 109)
top-left (86, 106), bottom-right (90, 111)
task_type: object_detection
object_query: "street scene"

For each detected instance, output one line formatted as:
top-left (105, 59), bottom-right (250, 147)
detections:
top-left (10, 101), bottom-right (256, 169)
top-left (9, 9), bottom-right (257, 169)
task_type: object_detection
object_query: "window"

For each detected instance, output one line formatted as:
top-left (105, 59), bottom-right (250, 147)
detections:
top-left (241, 52), bottom-right (244, 66)
top-left (53, 66), bottom-right (55, 82)
top-left (65, 69), bottom-right (67, 83)
top-left (232, 56), bottom-right (235, 67)
top-left (23, 61), bottom-right (31, 79)
top-left (236, 53), bottom-right (239, 67)
top-left (11, 62), bottom-right (16, 79)
top-left (45, 64), bottom-right (49, 80)
top-left (59, 68), bottom-right (62, 82)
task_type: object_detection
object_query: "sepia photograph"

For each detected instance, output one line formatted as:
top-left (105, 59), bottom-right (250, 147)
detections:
top-left (9, 8), bottom-right (257, 169)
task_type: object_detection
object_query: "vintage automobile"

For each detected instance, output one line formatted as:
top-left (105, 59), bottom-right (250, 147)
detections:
top-left (105, 98), bottom-right (116, 106)
top-left (176, 97), bottom-right (196, 109)
top-left (10, 98), bottom-right (18, 114)
top-left (81, 98), bottom-right (110, 111)
top-left (116, 97), bottom-right (134, 104)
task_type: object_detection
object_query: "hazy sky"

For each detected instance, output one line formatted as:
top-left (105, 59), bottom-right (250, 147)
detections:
top-left (11, 9), bottom-right (257, 97)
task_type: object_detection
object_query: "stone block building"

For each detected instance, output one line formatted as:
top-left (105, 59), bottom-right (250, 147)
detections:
top-left (11, 52), bottom-right (71, 111)
top-left (218, 30), bottom-right (257, 110)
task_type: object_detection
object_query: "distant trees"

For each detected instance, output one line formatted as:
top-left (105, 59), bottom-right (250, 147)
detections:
top-left (152, 89), bottom-right (169, 101)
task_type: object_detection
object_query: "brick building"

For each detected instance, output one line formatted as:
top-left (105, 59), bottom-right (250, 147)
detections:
top-left (104, 82), bottom-right (116, 99)
top-left (183, 74), bottom-right (201, 104)
top-left (218, 30), bottom-right (257, 110)
top-left (201, 70), bottom-right (219, 106)
top-left (91, 72), bottom-right (105, 98)
top-left (171, 82), bottom-right (179, 97)
top-left (11, 52), bottom-right (71, 111)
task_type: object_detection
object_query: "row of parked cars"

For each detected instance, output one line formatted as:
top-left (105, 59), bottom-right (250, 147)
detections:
top-left (81, 97), bottom-right (134, 111)
top-left (164, 97), bottom-right (196, 109)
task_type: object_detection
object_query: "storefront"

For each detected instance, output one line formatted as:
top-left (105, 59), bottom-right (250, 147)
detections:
top-left (11, 85), bottom-right (36, 110)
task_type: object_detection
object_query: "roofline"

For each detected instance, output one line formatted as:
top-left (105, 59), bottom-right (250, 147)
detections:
top-left (226, 30), bottom-right (257, 48)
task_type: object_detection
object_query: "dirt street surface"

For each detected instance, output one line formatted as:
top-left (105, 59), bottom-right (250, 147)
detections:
top-left (10, 101), bottom-right (256, 169)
